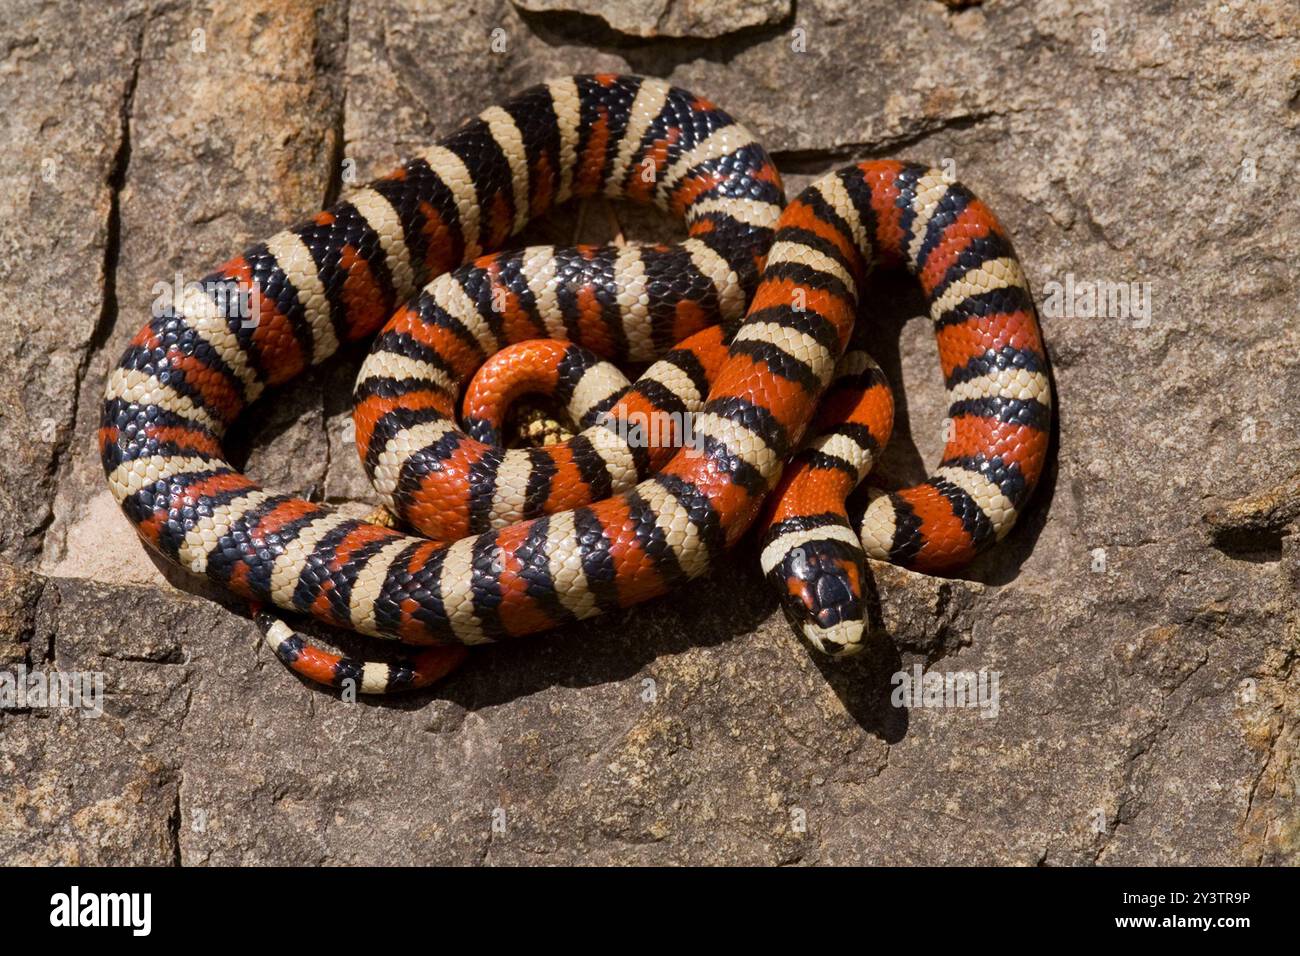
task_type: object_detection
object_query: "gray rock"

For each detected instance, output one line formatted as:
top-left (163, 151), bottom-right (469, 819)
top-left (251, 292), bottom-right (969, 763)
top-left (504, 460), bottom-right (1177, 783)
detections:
top-left (0, 0), bottom-right (1296, 864)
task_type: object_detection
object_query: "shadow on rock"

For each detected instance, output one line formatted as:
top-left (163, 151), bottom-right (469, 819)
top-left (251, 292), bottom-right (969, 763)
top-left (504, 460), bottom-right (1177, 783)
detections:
top-left (434, 561), bottom-right (772, 710)
top-left (809, 627), bottom-right (910, 744)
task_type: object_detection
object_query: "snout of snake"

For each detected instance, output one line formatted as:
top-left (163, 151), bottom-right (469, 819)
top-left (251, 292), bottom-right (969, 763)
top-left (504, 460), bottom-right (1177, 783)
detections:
top-left (101, 74), bottom-right (1051, 693)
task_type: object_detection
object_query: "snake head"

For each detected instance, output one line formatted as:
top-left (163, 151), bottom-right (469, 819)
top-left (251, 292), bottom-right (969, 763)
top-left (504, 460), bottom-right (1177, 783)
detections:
top-left (770, 539), bottom-right (867, 657)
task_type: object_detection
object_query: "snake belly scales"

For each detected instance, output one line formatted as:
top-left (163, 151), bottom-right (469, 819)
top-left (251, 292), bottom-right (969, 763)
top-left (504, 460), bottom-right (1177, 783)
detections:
top-left (101, 75), bottom-right (1052, 694)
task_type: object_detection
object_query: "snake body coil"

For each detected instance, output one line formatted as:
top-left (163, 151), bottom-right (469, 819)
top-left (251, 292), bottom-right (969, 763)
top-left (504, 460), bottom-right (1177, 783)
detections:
top-left (102, 75), bottom-right (1050, 692)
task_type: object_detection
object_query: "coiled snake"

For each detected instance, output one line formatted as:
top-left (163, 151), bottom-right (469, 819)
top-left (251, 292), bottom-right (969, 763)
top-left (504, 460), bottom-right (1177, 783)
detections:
top-left (102, 75), bottom-right (1051, 693)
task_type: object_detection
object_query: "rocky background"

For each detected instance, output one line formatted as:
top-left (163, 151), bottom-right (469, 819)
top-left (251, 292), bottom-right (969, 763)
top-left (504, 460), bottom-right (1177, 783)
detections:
top-left (1, 0), bottom-right (1297, 865)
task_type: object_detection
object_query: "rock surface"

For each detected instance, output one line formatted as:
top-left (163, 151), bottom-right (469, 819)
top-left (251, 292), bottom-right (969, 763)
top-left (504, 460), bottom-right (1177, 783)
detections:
top-left (1, 0), bottom-right (1298, 864)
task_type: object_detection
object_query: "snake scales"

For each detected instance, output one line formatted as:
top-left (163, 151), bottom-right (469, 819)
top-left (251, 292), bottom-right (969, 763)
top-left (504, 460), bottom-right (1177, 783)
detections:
top-left (102, 75), bottom-right (1051, 693)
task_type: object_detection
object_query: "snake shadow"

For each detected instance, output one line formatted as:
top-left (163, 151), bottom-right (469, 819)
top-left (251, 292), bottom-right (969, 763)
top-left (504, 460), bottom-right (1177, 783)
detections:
top-left (252, 560), bottom-right (764, 708)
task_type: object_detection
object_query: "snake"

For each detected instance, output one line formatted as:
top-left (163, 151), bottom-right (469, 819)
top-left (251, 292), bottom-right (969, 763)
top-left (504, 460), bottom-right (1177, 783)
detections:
top-left (101, 75), bottom-right (1051, 693)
